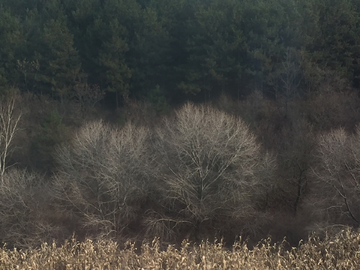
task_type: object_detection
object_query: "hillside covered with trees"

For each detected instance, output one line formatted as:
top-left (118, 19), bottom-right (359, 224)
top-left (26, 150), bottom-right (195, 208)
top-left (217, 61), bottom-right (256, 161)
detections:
top-left (1, 0), bottom-right (360, 250)
top-left (2, 0), bottom-right (360, 105)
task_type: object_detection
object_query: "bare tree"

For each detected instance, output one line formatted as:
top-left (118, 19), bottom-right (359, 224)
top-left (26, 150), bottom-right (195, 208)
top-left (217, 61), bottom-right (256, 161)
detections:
top-left (0, 169), bottom-right (53, 248)
top-left (0, 96), bottom-right (21, 180)
top-left (310, 127), bottom-right (360, 230)
top-left (53, 120), bottom-right (152, 239)
top-left (147, 103), bottom-right (276, 241)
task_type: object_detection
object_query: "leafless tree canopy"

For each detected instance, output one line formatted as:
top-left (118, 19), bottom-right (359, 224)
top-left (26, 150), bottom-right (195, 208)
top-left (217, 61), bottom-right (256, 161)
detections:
top-left (50, 104), bottom-right (277, 242)
top-left (311, 127), bottom-right (360, 228)
top-left (0, 169), bottom-right (50, 248)
top-left (148, 103), bottom-right (275, 240)
top-left (53, 120), bottom-right (152, 239)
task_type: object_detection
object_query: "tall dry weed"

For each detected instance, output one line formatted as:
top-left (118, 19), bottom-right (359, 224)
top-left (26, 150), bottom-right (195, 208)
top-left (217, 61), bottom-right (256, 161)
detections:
top-left (2, 228), bottom-right (360, 269)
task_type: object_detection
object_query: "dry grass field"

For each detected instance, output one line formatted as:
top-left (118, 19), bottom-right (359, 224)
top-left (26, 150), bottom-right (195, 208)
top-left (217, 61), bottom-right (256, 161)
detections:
top-left (1, 229), bottom-right (359, 270)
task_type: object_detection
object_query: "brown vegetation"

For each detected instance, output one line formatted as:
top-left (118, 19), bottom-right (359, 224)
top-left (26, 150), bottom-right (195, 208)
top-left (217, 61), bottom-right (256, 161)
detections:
top-left (1, 229), bottom-right (360, 269)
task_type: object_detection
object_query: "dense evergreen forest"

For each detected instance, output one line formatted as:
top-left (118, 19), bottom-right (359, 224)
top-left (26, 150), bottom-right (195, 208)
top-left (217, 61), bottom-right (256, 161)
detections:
top-left (2, 0), bottom-right (360, 104)
top-left (2, 0), bottom-right (360, 249)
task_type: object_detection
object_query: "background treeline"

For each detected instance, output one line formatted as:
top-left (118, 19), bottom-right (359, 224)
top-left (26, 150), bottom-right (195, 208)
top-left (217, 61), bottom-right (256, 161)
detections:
top-left (1, 0), bottom-right (360, 106)
top-left (1, 0), bottom-right (360, 249)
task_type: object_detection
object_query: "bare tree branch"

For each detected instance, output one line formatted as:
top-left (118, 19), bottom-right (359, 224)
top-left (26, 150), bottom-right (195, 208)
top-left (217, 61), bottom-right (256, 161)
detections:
top-left (52, 120), bottom-right (152, 239)
top-left (150, 102), bottom-right (276, 240)
top-left (0, 96), bottom-right (21, 180)
top-left (311, 127), bottom-right (360, 227)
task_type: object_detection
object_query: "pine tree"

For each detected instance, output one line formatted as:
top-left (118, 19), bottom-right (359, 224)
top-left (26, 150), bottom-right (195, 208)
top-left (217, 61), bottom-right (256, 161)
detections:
top-left (99, 19), bottom-right (132, 107)
top-left (0, 7), bottom-right (23, 91)
top-left (42, 19), bottom-right (81, 102)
